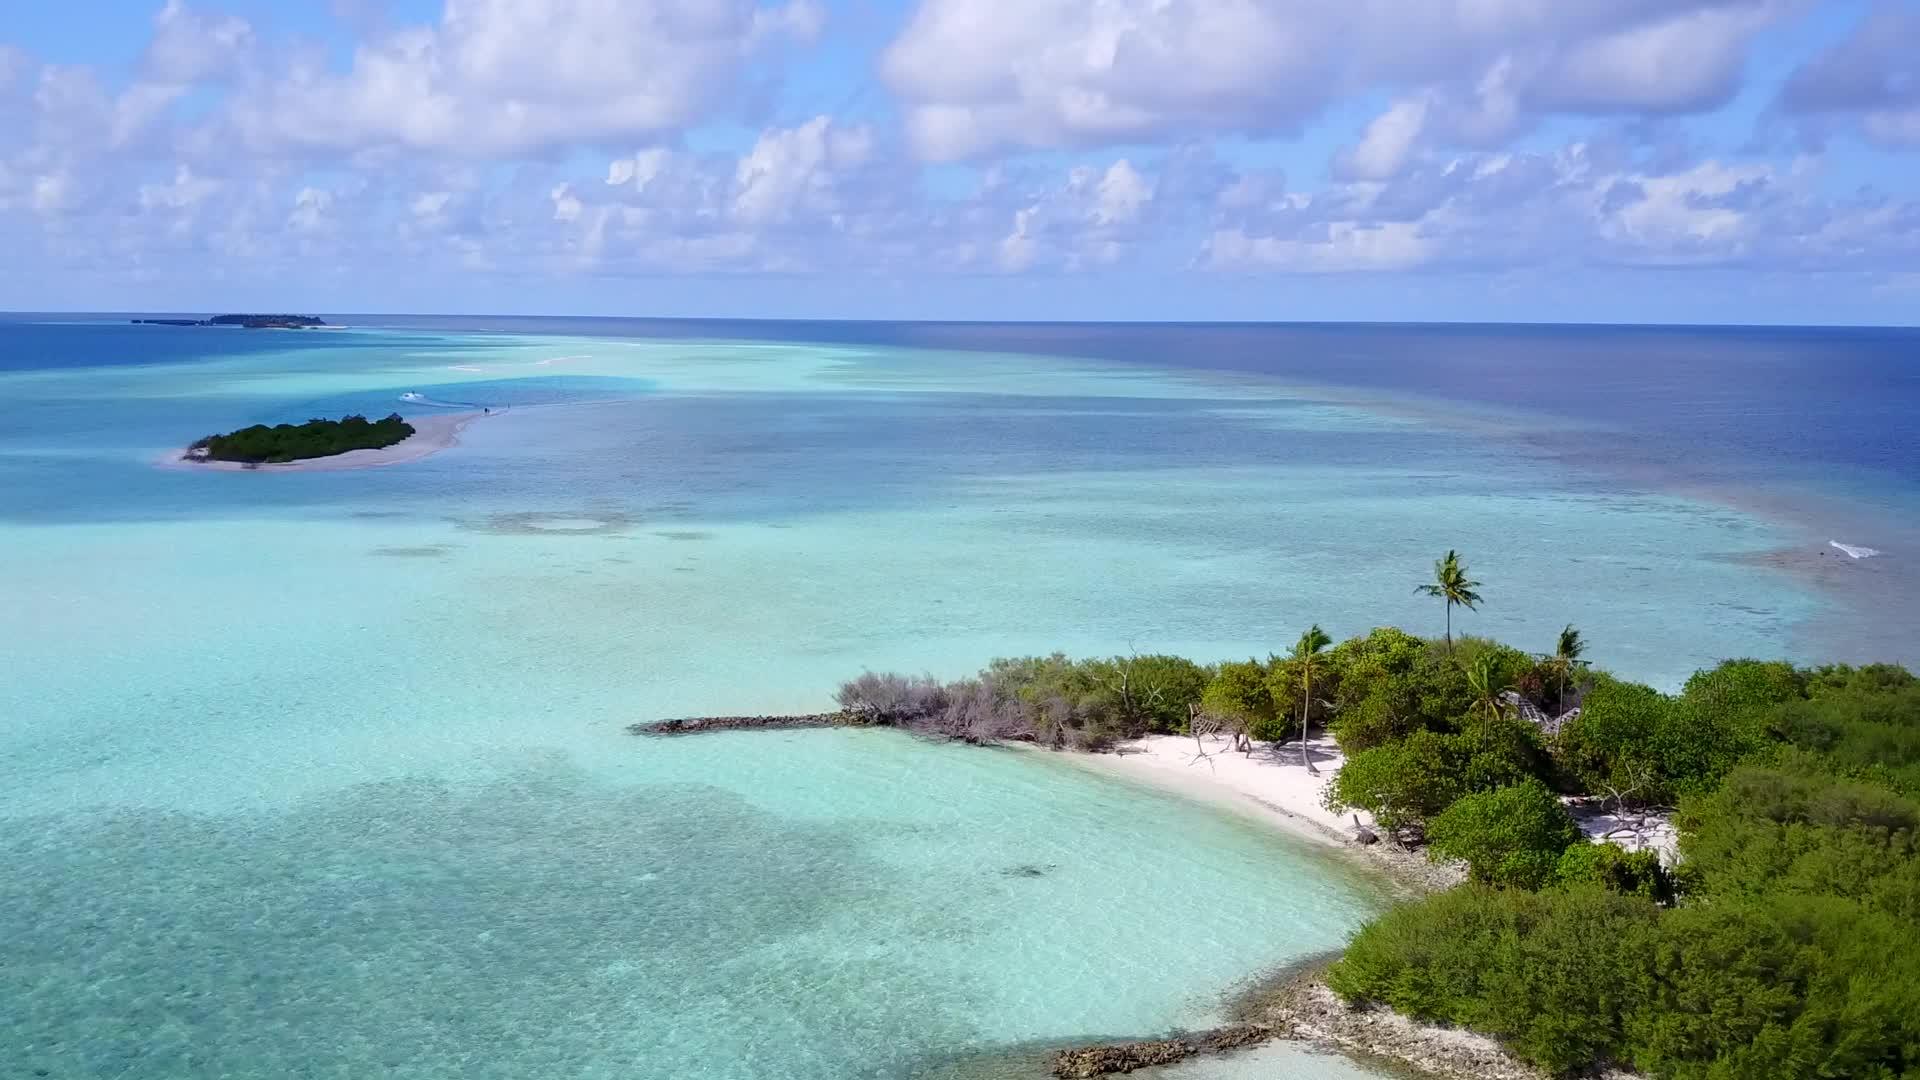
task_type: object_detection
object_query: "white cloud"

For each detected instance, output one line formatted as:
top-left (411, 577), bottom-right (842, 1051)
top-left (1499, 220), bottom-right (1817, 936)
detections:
top-left (999, 206), bottom-right (1039, 271)
top-left (1206, 220), bottom-right (1435, 272)
top-left (1090, 159), bottom-right (1151, 225)
top-left (144, 0), bottom-right (255, 86)
top-left (882, 0), bottom-right (1794, 160)
top-left (550, 183), bottom-right (583, 223)
top-left (1779, 3), bottom-right (1920, 149)
top-left (1592, 159), bottom-right (1788, 263)
top-left (31, 172), bottom-right (73, 215)
top-left (139, 165), bottom-right (220, 211)
top-left (226, 0), bottom-right (824, 157)
top-left (287, 186), bottom-right (333, 232)
top-left (731, 116), bottom-right (874, 225)
top-left (607, 149), bottom-right (676, 192)
top-left (3, 0), bottom-right (1919, 299)
top-left (410, 191), bottom-right (452, 219)
top-left (1337, 98), bottom-right (1430, 181)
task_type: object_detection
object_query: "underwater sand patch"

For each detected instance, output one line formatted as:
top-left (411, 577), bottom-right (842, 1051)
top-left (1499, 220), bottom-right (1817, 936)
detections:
top-left (461, 510), bottom-right (636, 536)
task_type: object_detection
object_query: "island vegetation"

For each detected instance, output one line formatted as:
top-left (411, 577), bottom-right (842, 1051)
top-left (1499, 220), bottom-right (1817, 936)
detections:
top-left (801, 550), bottom-right (1920, 1080)
top-left (187, 413), bottom-right (414, 464)
top-left (134, 314), bottom-right (326, 328)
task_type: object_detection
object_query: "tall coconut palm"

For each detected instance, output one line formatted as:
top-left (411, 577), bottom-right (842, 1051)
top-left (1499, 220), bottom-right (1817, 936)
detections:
top-left (1552, 624), bottom-right (1586, 713)
top-left (1291, 624), bottom-right (1333, 774)
top-left (1415, 549), bottom-right (1482, 654)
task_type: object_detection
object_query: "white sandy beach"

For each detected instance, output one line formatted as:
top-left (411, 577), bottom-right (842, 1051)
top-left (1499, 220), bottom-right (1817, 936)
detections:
top-left (1061, 733), bottom-right (1368, 850)
top-left (1062, 732), bottom-right (1678, 869)
top-left (159, 410), bottom-right (490, 472)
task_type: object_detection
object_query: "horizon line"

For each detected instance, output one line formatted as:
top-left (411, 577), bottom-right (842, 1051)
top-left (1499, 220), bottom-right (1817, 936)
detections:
top-left (6, 310), bottom-right (1918, 333)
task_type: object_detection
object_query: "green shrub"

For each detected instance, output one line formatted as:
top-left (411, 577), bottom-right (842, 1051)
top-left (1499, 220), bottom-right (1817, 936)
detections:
top-left (1331, 888), bottom-right (1920, 1079)
top-left (1201, 657), bottom-right (1282, 739)
top-left (1329, 886), bottom-right (1659, 1073)
top-left (1456, 712), bottom-right (1550, 793)
top-left (1327, 729), bottom-right (1466, 832)
top-left (1772, 670), bottom-right (1920, 796)
top-left (1554, 842), bottom-right (1674, 903)
top-left (1447, 636), bottom-right (1533, 687)
top-left (1552, 674), bottom-right (1672, 798)
top-left (1328, 631), bottom-right (1475, 752)
top-left (1681, 658), bottom-right (1806, 715)
top-left (1084, 653), bottom-right (1209, 735)
top-left (1553, 668), bottom-right (1772, 805)
top-left (1677, 759), bottom-right (1920, 918)
top-left (1624, 895), bottom-right (1920, 1080)
top-left (1427, 780), bottom-right (1580, 889)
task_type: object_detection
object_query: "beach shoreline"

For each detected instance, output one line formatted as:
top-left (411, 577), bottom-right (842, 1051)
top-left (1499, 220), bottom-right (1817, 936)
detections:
top-left (1044, 733), bottom-right (1465, 894)
top-left (157, 410), bottom-right (490, 472)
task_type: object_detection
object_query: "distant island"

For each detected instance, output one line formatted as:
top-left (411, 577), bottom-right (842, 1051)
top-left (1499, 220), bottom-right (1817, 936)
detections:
top-left (186, 414), bottom-right (414, 464)
top-left (134, 314), bottom-right (326, 329)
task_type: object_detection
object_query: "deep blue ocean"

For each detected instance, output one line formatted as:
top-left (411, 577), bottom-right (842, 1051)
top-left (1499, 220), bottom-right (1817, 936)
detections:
top-left (2, 313), bottom-right (1915, 1079)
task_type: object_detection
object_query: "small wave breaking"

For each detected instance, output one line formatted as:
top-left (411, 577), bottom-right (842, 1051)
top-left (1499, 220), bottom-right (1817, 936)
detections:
top-left (1830, 540), bottom-right (1883, 559)
top-left (400, 391), bottom-right (486, 410)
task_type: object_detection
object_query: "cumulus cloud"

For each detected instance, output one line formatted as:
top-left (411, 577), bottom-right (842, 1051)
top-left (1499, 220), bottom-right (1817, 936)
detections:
top-left (224, 0), bottom-right (824, 156)
top-left (882, 0), bottom-right (1794, 160)
top-left (1200, 140), bottom-right (1903, 275)
top-left (1778, 2), bottom-right (1920, 148)
top-left (1336, 99), bottom-right (1431, 181)
top-left (143, 0), bottom-right (255, 86)
top-left (732, 116), bottom-right (875, 225)
top-left (3, 0), bottom-right (1919, 307)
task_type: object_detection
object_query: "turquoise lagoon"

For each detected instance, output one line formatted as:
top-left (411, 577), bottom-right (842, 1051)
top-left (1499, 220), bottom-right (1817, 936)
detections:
top-left (2, 319), bottom-right (1912, 1077)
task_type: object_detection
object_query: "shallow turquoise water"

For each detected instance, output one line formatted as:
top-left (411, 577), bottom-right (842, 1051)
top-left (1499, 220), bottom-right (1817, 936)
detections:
top-left (6, 730), bottom-right (1388, 1078)
top-left (0, 319), bottom-right (1887, 1077)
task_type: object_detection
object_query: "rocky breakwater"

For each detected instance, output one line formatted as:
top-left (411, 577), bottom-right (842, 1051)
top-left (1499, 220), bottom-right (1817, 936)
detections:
top-left (1259, 975), bottom-right (1562, 1080)
top-left (1049, 1025), bottom-right (1273, 1078)
top-left (628, 713), bottom-right (848, 736)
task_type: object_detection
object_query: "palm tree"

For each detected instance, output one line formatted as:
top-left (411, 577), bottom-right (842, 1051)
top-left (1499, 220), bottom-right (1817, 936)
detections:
top-left (1552, 624), bottom-right (1586, 714)
top-left (1291, 624), bottom-right (1333, 774)
top-left (1414, 549), bottom-right (1482, 654)
top-left (1464, 653), bottom-right (1510, 724)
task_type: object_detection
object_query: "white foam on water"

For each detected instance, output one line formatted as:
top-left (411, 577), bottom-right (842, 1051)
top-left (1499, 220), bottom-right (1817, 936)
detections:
top-left (400, 391), bottom-right (482, 409)
top-left (1830, 540), bottom-right (1883, 559)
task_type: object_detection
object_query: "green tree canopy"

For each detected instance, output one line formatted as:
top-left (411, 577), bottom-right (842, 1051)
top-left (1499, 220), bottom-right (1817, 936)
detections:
top-left (1427, 780), bottom-right (1581, 889)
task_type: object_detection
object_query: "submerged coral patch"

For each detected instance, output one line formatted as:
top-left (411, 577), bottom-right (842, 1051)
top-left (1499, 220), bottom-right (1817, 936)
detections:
top-left (462, 511), bottom-right (635, 536)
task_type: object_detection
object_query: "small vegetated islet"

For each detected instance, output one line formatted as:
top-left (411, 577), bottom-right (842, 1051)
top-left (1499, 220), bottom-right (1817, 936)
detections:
top-left (840, 558), bottom-right (1920, 1078)
top-left (190, 413), bottom-right (414, 464)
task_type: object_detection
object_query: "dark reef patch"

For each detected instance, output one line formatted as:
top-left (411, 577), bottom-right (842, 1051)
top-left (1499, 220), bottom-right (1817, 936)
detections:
top-left (999, 863), bottom-right (1058, 879)
top-left (1, 761), bottom-right (995, 1078)
top-left (369, 544), bottom-right (455, 558)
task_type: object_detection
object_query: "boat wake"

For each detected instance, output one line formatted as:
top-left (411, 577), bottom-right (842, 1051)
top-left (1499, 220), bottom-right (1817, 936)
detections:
top-left (1830, 540), bottom-right (1883, 559)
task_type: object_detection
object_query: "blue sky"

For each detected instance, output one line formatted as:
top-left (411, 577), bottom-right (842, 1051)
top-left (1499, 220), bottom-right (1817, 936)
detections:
top-left (3, 0), bottom-right (1918, 323)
